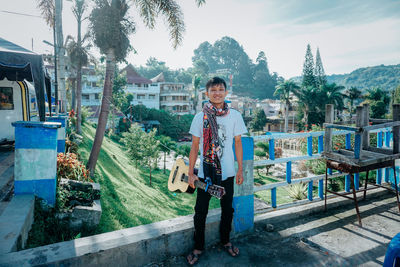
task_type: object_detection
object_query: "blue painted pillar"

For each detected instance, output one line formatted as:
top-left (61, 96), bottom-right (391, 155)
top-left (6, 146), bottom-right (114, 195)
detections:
top-left (318, 135), bottom-right (323, 154)
top-left (328, 168), bottom-right (333, 175)
top-left (233, 137), bottom-right (254, 233)
top-left (377, 132), bottom-right (383, 184)
top-left (286, 161), bottom-right (292, 184)
top-left (46, 115), bottom-right (67, 153)
top-left (308, 181), bottom-right (313, 201)
top-left (345, 175), bottom-right (351, 192)
top-left (268, 139), bottom-right (275, 160)
top-left (271, 188), bottom-right (277, 208)
top-left (307, 136), bottom-right (313, 156)
top-left (318, 179), bottom-right (324, 199)
top-left (354, 173), bottom-right (360, 191)
top-left (385, 131), bottom-right (392, 183)
top-left (12, 121), bottom-right (61, 206)
top-left (345, 133), bottom-right (351, 149)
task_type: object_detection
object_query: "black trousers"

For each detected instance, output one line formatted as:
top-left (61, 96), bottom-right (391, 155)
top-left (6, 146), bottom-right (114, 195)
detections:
top-left (193, 176), bottom-right (234, 251)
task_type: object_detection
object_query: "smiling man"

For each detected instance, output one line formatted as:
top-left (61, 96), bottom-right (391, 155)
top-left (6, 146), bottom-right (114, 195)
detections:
top-left (186, 77), bottom-right (247, 265)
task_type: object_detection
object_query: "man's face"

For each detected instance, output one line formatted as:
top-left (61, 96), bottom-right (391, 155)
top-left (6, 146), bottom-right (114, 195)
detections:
top-left (205, 84), bottom-right (228, 105)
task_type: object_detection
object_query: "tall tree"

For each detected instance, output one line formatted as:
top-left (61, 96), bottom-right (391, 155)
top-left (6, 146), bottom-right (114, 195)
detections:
top-left (302, 44), bottom-right (316, 88)
top-left (254, 51), bottom-right (275, 99)
top-left (66, 0), bottom-right (90, 133)
top-left (293, 86), bottom-right (319, 129)
top-left (250, 109), bottom-right (268, 132)
top-left (365, 88), bottom-right (390, 119)
top-left (123, 123), bottom-right (144, 168)
top-left (345, 86), bottom-right (363, 118)
top-left (87, 0), bottom-right (205, 175)
top-left (142, 129), bottom-right (160, 185)
top-left (314, 47), bottom-right (327, 87)
top-left (274, 80), bottom-right (299, 132)
top-left (157, 135), bottom-right (177, 174)
top-left (394, 85), bottom-right (400, 104)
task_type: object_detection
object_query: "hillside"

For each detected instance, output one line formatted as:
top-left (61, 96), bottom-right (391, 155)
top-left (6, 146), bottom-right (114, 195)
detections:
top-left (292, 64), bottom-right (400, 91)
top-left (78, 123), bottom-right (219, 233)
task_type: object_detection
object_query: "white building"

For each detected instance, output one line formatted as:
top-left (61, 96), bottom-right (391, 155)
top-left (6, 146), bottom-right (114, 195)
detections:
top-left (81, 66), bottom-right (102, 107)
top-left (121, 64), bottom-right (160, 109)
top-left (151, 73), bottom-right (191, 115)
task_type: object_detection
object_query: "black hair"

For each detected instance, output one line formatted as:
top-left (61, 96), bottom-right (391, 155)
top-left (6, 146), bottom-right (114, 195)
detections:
top-left (206, 77), bottom-right (227, 91)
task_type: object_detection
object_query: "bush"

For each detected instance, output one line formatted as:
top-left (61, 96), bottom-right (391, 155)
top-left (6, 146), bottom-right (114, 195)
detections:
top-left (81, 106), bottom-right (94, 124)
top-left (57, 153), bottom-right (91, 183)
top-left (286, 182), bottom-right (308, 200)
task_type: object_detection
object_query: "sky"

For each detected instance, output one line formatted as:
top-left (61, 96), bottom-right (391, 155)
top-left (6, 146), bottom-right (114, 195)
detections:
top-left (1, 0), bottom-right (399, 79)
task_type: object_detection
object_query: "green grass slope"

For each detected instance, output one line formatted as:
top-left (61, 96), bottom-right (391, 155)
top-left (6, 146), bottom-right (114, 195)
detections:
top-left (79, 123), bottom-right (218, 234)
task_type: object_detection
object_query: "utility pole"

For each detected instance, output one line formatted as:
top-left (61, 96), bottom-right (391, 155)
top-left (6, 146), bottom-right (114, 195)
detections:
top-left (55, 0), bottom-right (67, 113)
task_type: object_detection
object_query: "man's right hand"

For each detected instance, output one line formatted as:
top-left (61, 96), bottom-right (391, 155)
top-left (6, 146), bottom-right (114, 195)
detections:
top-left (188, 173), bottom-right (199, 189)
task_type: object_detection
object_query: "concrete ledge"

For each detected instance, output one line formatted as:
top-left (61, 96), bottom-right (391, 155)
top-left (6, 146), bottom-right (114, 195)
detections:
top-left (254, 187), bottom-right (392, 225)
top-left (0, 188), bottom-right (394, 266)
top-left (0, 195), bottom-right (35, 254)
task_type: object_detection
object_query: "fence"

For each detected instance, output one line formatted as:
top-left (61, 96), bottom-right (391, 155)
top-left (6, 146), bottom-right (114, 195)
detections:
top-left (251, 127), bottom-right (396, 213)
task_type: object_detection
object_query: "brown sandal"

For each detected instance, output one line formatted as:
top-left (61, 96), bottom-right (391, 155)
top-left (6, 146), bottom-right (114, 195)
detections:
top-left (223, 244), bottom-right (239, 257)
top-left (187, 251), bottom-right (201, 265)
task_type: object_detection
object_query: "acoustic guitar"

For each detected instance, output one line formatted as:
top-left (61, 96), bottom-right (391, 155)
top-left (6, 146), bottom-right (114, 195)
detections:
top-left (168, 158), bottom-right (226, 199)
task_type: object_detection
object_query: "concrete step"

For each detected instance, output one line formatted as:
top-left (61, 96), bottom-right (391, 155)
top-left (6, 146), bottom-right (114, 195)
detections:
top-left (0, 195), bottom-right (35, 255)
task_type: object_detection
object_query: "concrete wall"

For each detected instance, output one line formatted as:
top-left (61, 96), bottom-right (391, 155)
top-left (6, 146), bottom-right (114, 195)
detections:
top-left (0, 188), bottom-right (390, 267)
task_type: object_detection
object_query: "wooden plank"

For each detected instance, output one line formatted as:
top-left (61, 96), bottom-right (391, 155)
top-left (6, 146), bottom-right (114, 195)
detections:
top-left (366, 146), bottom-right (393, 155)
top-left (363, 121), bottom-right (400, 132)
top-left (324, 104), bottom-right (334, 153)
top-left (362, 104), bottom-right (370, 149)
top-left (370, 118), bottom-right (392, 123)
top-left (323, 123), bottom-right (362, 132)
top-left (359, 153), bottom-right (400, 166)
top-left (323, 151), bottom-right (360, 165)
top-left (356, 106), bottom-right (364, 159)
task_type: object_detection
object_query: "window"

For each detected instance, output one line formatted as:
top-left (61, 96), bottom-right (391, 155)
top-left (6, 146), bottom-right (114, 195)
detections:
top-left (172, 96), bottom-right (177, 100)
top-left (269, 111), bottom-right (274, 114)
top-left (137, 94), bottom-right (146, 99)
top-left (92, 82), bottom-right (97, 87)
top-left (148, 94), bottom-right (155, 99)
top-left (82, 94), bottom-right (89, 100)
top-left (0, 87), bottom-right (13, 110)
top-left (95, 93), bottom-right (100, 100)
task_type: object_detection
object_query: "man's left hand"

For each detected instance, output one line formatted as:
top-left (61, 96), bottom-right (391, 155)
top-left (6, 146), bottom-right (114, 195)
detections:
top-left (236, 169), bottom-right (244, 185)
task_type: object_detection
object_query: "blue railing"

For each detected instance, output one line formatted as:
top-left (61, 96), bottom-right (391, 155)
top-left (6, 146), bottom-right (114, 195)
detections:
top-left (252, 128), bottom-right (395, 212)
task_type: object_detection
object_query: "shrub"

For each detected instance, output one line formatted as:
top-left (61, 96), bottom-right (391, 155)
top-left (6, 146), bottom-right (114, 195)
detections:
top-left (81, 106), bottom-right (94, 124)
top-left (57, 153), bottom-right (91, 183)
top-left (286, 182), bottom-right (308, 200)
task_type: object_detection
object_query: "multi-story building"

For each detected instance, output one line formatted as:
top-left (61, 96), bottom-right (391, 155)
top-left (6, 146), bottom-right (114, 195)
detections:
top-left (81, 65), bottom-right (102, 107)
top-left (121, 64), bottom-right (159, 109)
top-left (151, 72), bottom-right (191, 115)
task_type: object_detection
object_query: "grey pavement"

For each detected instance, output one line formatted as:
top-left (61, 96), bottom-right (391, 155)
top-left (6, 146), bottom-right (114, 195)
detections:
top-left (150, 192), bottom-right (400, 267)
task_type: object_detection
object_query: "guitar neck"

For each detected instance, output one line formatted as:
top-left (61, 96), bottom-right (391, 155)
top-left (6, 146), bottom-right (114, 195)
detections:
top-left (182, 175), bottom-right (207, 191)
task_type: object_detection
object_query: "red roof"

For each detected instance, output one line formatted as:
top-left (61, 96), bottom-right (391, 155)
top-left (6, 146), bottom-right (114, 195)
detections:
top-left (121, 64), bottom-right (152, 84)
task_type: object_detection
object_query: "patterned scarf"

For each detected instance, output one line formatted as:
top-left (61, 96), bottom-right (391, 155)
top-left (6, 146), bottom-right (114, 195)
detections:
top-left (202, 101), bottom-right (230, 185)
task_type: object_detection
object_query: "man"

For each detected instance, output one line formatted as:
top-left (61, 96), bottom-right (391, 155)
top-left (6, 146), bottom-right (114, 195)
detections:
top-left (187, 77), bottom-right (247, 265)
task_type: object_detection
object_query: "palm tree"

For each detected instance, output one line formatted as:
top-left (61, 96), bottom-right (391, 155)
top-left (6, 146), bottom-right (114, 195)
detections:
top-left (293, 86), bottom-right (318, 129)
top-left (321, 83), bottom-right (345, 119)
top-left (87, 0), bottom-right (205, 175)
top-left (344, 86), bottom-right (362, 118)
top-left (67, 0), bottom-right (90, 134)
top-left (274, 80), bottom-right (299, 132)
top-left (193, 75), bottom-right (201, 113)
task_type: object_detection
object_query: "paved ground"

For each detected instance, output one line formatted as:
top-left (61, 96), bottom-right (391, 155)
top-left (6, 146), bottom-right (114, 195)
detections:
top-left (149, 192), bottom-right (400, 267)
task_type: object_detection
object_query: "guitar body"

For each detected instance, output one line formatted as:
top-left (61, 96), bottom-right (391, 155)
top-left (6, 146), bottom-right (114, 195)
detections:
top-left (168, 158), bottom-right (194, 193)
top-left (168, 158), bottom-right (226, 199)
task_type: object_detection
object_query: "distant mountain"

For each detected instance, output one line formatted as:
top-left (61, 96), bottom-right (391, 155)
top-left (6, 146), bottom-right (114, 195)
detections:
top-left (291, 64), bottom-right (400, 91)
